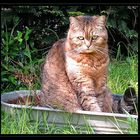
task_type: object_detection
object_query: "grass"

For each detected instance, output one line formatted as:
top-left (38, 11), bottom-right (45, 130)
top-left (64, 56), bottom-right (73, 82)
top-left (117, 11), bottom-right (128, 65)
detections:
top-left (1, 54), bottom-right (138, 134)
top-left (108, 55), bottom-right (138, 94)
top-left (1, 108), bottom-right (94, 134)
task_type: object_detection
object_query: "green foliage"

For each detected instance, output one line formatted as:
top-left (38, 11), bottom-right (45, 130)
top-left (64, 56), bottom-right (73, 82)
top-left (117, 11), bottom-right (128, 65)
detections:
top-left (1, 107), bottom-right (137, 134)
top-left (1, 6), bottom-right (138, 58)
top-left (1, 17), bottom-right (43, 93)
top-left (11, 6), bottom-right (68, 47)
top-left (1, 6), bottom-right (138, 92)
top-left (108, 55), bottom-right (138, 94)
top-left (105, 6), bottom-right (138, 57)
top-left (121, 109), bottom-right (138, 134)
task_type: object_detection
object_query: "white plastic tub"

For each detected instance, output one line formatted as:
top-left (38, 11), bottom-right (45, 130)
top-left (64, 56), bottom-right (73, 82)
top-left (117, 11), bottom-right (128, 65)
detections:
top-left (1, 90), bottom-right (138, 134)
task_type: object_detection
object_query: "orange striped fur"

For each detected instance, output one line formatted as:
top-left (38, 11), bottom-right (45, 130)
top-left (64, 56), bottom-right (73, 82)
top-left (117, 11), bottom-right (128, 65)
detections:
top-left (40, 16), bottom-right (112, 112)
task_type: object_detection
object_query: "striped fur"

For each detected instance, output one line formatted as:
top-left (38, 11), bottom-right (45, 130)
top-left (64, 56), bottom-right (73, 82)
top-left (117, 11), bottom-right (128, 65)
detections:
top-left (40, 16), bottom-right (112, 112)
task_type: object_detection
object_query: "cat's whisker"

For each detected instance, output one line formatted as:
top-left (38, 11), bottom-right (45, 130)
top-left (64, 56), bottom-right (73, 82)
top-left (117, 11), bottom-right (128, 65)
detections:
top-left (94, 48), bottom-right (108, 55)
top-left (108, 49), bottom-right (117, 56)
top-left (65, 48), bottom-right (78, 54)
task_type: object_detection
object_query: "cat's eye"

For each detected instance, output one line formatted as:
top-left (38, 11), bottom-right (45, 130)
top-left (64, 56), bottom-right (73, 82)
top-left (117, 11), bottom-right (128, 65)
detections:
top-left (78, 36), bottom-right (84, 40)
top-left (91, 35), bottom-right (98, 40)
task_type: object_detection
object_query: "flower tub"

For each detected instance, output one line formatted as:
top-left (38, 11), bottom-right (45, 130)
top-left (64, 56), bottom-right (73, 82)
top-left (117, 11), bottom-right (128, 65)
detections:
top-left (1, 90), bottom-right (138, 134)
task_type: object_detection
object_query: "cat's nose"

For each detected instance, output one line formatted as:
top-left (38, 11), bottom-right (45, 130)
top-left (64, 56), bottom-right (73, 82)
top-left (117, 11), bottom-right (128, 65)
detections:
top-left (85, 40), bottom-right (91, 48)
top-left (86, 44), bottom-right (91, 49)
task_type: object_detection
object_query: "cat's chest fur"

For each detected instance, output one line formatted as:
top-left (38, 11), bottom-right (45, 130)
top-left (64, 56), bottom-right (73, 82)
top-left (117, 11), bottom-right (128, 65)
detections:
top-left (65, 53), bottom-right (108, 79)
top-left (65, 56), bottom-right (80, 76)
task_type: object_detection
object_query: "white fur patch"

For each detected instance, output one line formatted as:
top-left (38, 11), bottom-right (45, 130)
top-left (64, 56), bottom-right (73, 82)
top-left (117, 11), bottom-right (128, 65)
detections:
top-left (65, 56), bottom-right (80, 75)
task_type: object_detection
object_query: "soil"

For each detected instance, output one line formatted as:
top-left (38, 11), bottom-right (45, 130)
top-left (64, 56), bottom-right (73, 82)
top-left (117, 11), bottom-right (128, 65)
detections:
top-left (7, 94), bottom-right (41, 106)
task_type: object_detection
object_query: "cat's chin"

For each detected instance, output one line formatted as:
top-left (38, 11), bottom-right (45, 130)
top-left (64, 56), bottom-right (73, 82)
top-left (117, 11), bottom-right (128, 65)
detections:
top-left (80, 50), bottom-right (94, 54)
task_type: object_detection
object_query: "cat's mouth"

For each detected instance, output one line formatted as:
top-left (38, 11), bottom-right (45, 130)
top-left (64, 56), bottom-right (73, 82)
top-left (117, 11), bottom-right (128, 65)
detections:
top-left (75, 46), bottom-right (95, 54)
top-left (82, 49), bottom-right (94, 53)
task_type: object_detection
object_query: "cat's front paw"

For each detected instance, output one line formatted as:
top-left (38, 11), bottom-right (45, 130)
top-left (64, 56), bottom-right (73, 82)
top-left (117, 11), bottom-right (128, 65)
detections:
top-left (89, 105), bottom-right (102, 112)
top-left (82, 103), bottom-right (102, 112)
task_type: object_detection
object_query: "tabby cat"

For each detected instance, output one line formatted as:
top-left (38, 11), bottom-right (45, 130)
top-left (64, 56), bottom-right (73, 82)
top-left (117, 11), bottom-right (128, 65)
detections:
top-left (112, 87), bottom-right (138, 115)
top-left (40, 15), bottom-right (112, 112)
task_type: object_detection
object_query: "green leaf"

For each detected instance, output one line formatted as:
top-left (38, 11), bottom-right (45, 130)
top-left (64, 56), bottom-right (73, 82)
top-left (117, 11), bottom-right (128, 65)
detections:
top-left (14, 31), bottom-right (23, 44)
top-left (1, 63), bottom-right (8, 71)
top-left (29, 41), bottom-right (34, 48)
top-left (2, 78), bottom-right (9, 82)
top-left (9, 76), bottom-right (17, 85)
top-left (25, 27), bottom-right (32, 41)
top-left (24, 45), bottom-right (32, 61)
top-left (18, 62), bottom-right (24, 68)
top-left (106, 19), bottom-right (117, 28)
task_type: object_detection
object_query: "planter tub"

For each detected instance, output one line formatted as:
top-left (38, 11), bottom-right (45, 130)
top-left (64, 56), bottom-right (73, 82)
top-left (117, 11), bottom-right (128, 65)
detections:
top-left (1, 90), bottom-right (138, 134)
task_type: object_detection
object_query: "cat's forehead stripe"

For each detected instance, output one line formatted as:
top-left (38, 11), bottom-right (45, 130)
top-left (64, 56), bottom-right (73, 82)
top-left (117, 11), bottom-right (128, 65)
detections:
top-left (82, 17), bottom-right (94, 39)
top-left (80, 16), bottom-right (93, 22)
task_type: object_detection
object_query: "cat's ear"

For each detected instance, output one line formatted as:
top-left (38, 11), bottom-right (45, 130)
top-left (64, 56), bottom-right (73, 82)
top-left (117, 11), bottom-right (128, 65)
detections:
top-left (123, 87), bottom-right (137, 103)
top-left (97, 15), bottom-right (106, 25)
top-left (69, 16), bottom-right (79, 29)
top-left (95, 15), bottom-right (106, 29)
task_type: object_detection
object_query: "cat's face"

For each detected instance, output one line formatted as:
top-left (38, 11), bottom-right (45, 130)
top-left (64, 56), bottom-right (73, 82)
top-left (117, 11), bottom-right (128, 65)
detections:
top-left (67, 16), bottom-right (108, 54)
